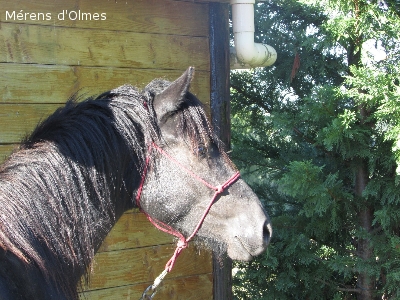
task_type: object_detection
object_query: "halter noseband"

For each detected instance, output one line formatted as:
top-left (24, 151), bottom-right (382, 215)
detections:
top-left (136, 142), bottom-right (240, 299)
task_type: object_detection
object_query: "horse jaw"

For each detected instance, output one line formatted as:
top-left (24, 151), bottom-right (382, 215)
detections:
top-left (194, 181), bottom-right (272, 262)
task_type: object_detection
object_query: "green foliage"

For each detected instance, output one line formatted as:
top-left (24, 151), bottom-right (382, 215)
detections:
top-left (231, 0), bottom-right (400, 299)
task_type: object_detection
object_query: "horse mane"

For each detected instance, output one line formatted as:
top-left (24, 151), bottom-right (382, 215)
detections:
top-left (0, 79), bottom-right (220, 298)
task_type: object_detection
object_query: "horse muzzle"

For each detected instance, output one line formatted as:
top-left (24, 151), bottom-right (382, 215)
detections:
top-left (226, 212), bottom-right (272, 261)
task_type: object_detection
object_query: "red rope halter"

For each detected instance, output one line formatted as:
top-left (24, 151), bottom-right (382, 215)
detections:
top-left (136, 142), bottom-right (240, 273)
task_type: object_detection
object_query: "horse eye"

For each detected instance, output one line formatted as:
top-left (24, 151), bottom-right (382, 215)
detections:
top-left (195, 146), bottom-right (207, 157)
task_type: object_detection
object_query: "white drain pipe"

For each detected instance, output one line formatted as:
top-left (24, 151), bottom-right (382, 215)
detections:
top-left (230, 0), bottom-right (277, 69)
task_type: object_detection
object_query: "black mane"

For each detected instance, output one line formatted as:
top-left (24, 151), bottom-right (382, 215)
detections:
top-left (0, 80), bottom-right (218, 299)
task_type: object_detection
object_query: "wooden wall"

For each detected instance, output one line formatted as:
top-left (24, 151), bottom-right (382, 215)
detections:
top-left (0, 0), bottom-right (229, 298)
top-left (80, 210), bottom-right (213, 299)
top-left (0, 0), bottom-right (219, 161)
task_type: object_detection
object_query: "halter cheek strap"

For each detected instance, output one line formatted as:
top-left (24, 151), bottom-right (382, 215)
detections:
top-left (136, 142), bottom-right (240, 299)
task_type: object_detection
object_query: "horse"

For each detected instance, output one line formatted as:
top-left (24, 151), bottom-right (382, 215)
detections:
top-left (0, 67), bottom-right (271, 299)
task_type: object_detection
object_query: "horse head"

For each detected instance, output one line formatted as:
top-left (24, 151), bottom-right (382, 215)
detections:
top-left (138, 67), bottom-right (272, 261)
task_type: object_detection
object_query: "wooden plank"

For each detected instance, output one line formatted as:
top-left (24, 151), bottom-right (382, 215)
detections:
top-left (79, 273), bottom-right (213, 300)
top-left (0, 64), bottom-right (210, 104)
top-left (0, 144), bottom-right (16, 163)
top-left (0, 23), bottom-right (210, 70)
top-left (1, 64), bottom-right (76, 104)
top-left (0, 103), bottom-right (62, 143)
top-left (0, 0), bottom-right (209, 37)
top-left (82, 244), bottom-right (212, 290)
top-left (98, 212), bottom-right (174, 252)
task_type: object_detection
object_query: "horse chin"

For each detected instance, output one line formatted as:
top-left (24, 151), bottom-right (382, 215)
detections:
top-left (226, 232), bottom-right (267, 261)
top-left (226, 237), bottom-right (264, 262)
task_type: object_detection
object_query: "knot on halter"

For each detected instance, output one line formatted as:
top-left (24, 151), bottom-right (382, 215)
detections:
top-left (216, 185), bottom-right (224, 194)
top-left (177, 238), bottom-right (188, 250)
top-left (165, 238), bottom-right (188, 272)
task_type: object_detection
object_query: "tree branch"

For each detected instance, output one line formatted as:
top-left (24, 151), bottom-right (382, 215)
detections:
top-left (292, 126), bottom-right (316, 145)
top-left (230, 83), bottom-right (272, 113)
top-left (292, 126), bottom-right (340, 160)
top-left (315, 278), bottom-right (361, 293)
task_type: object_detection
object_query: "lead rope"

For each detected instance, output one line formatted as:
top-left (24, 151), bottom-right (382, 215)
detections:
top-left (137, 142), bottom-right (240, 299)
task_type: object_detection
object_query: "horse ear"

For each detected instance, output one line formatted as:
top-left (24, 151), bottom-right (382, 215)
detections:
top-left (153, 66), bottom-right (194, 123)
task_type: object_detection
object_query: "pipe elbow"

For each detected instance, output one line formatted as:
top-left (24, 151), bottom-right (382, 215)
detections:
top-left (234, 33), bottom-right (277, 67)
top-left (230, 0), bottom-right (277, 69)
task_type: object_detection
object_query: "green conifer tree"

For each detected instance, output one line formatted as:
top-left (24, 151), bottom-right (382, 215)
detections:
top-left (231, 1), bottom-right (400, 299)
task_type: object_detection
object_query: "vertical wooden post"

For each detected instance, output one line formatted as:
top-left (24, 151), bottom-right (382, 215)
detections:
top-left (209, 3), bottom-right (231, 146)
top-left (209, 3), bottom-right (232, 300)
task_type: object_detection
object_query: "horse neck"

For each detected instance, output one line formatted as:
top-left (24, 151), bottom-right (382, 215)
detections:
top-left (0, 140), bottom-right (139, 298)
top-left (0, 95), bottom-right (153, 297)
top-left (0, 247), bottom-right (70, 300)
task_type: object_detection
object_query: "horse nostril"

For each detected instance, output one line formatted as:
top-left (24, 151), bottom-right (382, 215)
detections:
top-left (263, 221), bottom-right (272, 245)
